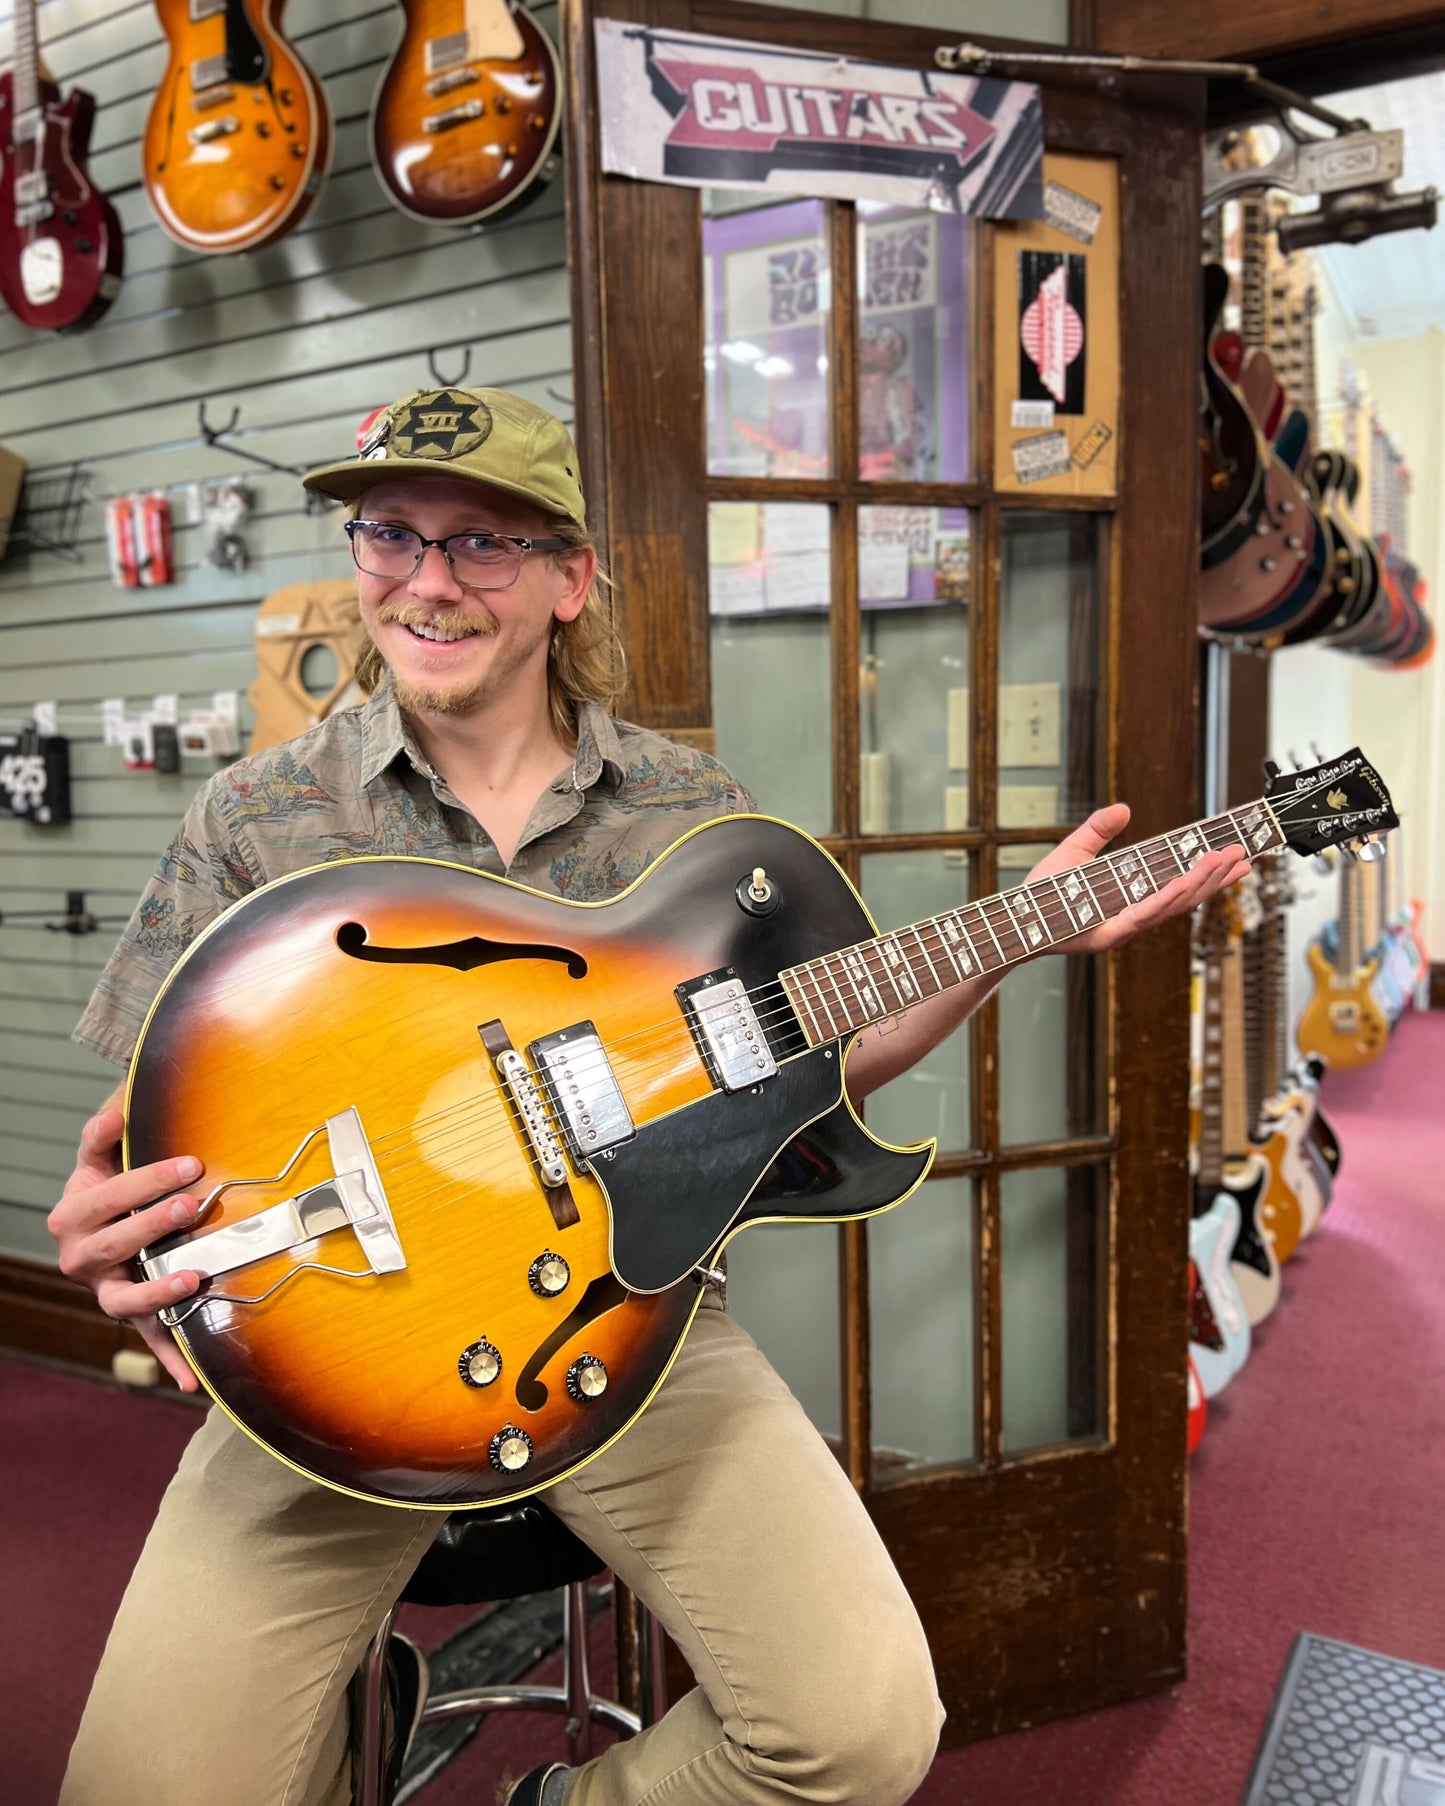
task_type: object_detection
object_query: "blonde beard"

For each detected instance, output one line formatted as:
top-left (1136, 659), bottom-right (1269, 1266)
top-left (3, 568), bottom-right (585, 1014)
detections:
top-left (372, 600), bottom-right (552, 719)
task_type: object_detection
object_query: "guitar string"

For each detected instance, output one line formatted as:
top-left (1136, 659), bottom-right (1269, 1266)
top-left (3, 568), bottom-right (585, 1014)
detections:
top-left (359, 818), bottom-right (1243, 1179)
top-left (328, 820), bottom-right (1256, 1199)
top-left (165, 818), bottom-right (1260, 1236)
top-left (215, 816), bottom-right (1252, 1211)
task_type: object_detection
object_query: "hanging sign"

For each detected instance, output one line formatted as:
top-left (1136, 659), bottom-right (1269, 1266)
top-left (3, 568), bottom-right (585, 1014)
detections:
top-left (595, 19), bottom-right (1043, 218)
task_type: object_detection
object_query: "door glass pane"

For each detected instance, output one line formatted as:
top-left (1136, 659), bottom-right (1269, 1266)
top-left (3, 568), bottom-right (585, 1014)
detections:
top-left (858, 207), bottom-right (972, 482)
top-left (997, 844), bottom-right (1103, 1144)
top-left (870, 1175), bottom-right (976, 1478)
top-left (997, 513), bottom-right (1103, 829)
top-left (709, 501), bottom-right (832, 834)
top-left (859, 851), bottom-right (972, 1153)
top-left (704, 192), bottom-right (831, 478)
top-left (1001, 1164), bottom-right (1105, 1454)
top-left (859, 506), bottom-right (971, 835)
top-left (725, 1224), bottom-right (840, 1444)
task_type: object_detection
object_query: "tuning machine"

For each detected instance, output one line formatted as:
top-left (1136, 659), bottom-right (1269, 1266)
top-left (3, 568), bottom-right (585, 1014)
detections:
top-left (1355, 835), bottom-right (1387, 864)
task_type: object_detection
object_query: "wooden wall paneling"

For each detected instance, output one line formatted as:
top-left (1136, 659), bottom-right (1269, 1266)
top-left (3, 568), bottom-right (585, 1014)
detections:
top-left (1226, 646), bottom-right (1272, 807)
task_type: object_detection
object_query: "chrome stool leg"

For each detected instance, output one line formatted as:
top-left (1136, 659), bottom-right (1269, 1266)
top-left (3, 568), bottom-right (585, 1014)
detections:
top-left (356, 1600), bottom-right (401, 1806)
top-left (564, 1580), bottom-right (595, 1767)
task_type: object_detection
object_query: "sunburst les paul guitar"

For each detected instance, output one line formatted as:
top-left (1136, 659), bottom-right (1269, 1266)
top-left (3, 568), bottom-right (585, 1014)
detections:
top-left (143, 0), bottom-right (332, 254)
top-left (127, 752), bottom-right (1396, 1507)
top-left (369, 0), bottom-right (561, 225)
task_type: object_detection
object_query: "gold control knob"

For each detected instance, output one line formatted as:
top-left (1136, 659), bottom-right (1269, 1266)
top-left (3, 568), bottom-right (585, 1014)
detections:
top-left (489, 1424), bottom-right (533, 1472)
top-left (529, 1251), bottom-right (570, 1297)
top-left (566, 1355), bottom-right (608, 1402)
top-left (458, 1338), bottom-right (501, 1388)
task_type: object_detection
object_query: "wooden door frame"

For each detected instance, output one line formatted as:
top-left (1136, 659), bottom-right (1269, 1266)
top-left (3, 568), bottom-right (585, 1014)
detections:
top-left (563, 0), bottom-right (1206, 1740)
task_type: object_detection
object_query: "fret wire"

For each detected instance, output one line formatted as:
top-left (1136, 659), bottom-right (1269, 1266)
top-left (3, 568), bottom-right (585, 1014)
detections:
top-left (1045, 872), bottom-right (1076, 931)
top-left (843, 947), bottom-right (881, 1023)
top-left (979, 892), bottom-right (1028, 957)
top-left (952, 910), bottom-right (982, 974)
top-left (972, 899), bottom-right (1008, 965)
top-left (1013, 881), bottom-right (1056, 948)
top-left (860, 942), bottom-right (898, 1016)
top-left (1100, 851), bottom-right (1132, 906)
top-left (932, 915), bottom-right (965, 982)
top-left (821, 958), bottom-right (852, 1032)
top-left (872, 939), bottom-right (909, 1011)
top-left (998, 891), bottom-right (1033, 953)
top-left (803, 964), bottom-right (841, 1041)
top-left (910, 923), bottom-right (945, 994)
top-left (785, 971), bottom-right (823, 1044)
top-left (1163, 834), bottom-right (1188, 876)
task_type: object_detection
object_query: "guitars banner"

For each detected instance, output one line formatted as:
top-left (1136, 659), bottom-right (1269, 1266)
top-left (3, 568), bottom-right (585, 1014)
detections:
top-left (594, 19), bottom-right (1044, 217)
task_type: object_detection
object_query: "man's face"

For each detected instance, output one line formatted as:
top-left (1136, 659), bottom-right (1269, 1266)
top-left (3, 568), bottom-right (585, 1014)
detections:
top-left (352, 474), bottom-right (592, 719)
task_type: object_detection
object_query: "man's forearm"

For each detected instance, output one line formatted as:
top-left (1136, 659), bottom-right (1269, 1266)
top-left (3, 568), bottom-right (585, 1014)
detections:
top-left (843, 971), bottom-right (999, 1105)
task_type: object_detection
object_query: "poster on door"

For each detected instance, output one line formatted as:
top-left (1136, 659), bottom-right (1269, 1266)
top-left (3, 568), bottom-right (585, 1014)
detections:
top-left (993, 153), bottom-right (1119, 497)
top-left (596, 18), bottom-right (1044, 218)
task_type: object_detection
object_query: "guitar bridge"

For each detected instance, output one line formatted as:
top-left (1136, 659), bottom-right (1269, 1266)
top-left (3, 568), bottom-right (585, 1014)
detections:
top-left (139, 1108), bottom-right (405, 1286)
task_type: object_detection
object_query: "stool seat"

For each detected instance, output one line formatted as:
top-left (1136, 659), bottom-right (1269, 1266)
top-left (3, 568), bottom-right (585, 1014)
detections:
top-left (404, 1503), bottom-right (605, 1607)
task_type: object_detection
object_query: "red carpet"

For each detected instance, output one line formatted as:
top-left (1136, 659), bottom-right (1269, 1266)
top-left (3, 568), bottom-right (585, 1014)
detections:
top-left (4, 1009), bottom-right (1443, 1804)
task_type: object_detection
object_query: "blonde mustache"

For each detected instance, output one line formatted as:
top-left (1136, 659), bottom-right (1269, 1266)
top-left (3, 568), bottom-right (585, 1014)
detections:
top-left (376, 601), bottom-right (499, 638)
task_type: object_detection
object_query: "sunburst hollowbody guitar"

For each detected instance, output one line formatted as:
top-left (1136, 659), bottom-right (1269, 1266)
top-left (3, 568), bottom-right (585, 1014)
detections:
top-left (144, 0), bottom-right (332, 254)
top-left (369, 0), bottom-right (561, 225)
top-left (126, 753), bottom-right (1396, 1507)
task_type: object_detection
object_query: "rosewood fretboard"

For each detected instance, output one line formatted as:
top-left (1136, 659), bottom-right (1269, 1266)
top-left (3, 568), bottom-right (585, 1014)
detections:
top-left (780, 801), bottom-right (1282, 1049)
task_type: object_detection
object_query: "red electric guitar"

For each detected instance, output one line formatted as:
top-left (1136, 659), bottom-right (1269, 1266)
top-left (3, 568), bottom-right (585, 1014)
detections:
top-left (0, 0), bottom-right (123, 332)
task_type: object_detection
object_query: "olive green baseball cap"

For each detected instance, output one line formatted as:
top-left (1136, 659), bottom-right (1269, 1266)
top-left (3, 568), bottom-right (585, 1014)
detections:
top-left (303, 386), bottom-right (587, 527)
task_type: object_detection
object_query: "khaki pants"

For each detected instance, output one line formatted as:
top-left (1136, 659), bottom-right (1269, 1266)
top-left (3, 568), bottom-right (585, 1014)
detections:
top-left (61, 1295), bottom-right (943, 1806)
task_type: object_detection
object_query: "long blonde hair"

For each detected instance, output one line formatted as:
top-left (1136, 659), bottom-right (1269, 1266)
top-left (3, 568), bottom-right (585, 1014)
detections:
top-left (352, 512), bottom-right (626, 742)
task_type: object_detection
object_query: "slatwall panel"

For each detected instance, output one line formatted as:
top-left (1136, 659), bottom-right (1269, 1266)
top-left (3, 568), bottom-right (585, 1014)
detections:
top-left (0, 0), bottom-right (571, 1259)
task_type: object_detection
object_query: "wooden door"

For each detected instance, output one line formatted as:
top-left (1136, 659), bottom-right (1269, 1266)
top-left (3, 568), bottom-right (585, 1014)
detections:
top-left (563, 0), bottom-right (1206, 1741)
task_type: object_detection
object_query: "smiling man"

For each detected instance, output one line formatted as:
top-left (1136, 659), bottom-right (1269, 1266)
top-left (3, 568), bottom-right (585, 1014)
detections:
top-left (49, 387), bottom-right (1247, 1806)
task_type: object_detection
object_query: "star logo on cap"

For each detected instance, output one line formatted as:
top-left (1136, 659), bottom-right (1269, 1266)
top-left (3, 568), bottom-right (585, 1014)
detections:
top-left (390, 389), bottom-right (493, 461)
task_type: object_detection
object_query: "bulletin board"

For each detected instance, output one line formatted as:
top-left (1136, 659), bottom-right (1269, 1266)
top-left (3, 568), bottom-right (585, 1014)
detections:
top-left (992, 153), bottom-right (1120, 498)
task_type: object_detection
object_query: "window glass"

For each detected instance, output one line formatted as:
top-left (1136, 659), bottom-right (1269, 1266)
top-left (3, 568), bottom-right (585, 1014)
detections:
top-left (709, 501), bottom-right (832, 834)
top-left (704, 192), bottom-right (831, 479)
top-left (858, 505), bottom-right (971, 835)
top-left (858, 207), bottom-right (972, 482)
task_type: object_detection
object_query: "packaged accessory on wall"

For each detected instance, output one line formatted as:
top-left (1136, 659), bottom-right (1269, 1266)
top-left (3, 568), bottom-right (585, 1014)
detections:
top-left (137, 489), bottom-right (175, 586)
top-left (106, 495), bottom-right (140, 588)
top-left (0, 726), bottom-right (72, 826)
top-left (202, 477), bottom-right (252, 571)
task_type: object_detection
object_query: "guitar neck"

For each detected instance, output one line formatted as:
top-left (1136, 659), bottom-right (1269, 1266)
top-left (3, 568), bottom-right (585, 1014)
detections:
top-left (1220, 925), bottom-right (1251, 1158)
top-left (13, 0), bottom-right (40, 120)
top-left (1339, 858), bottom-right (1360, 974)
top-left (1196, 933), bottom-right (1227, 1190)
top-left (781, 801), bottom-right (1282, 1048)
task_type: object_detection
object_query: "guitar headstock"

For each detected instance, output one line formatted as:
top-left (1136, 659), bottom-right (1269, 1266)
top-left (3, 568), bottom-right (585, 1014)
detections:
top-left (1263, 748), bottom-right (1398, 858)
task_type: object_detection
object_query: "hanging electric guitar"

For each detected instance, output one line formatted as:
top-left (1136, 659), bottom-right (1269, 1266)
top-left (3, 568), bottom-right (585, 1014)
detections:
top-left (143, 0), bottom-right (332, 254)
top-left (368, 0), bottom-right (561, 226)
top-left (1195, 891), bottom-right (1279, 1326)
top-left (1297, 848), bottom-right (1390, 1070)
top-left (1189, 1201), bottom-right (1250, 1399)
top-left (125, 751), bottom-right (1396, 1507)
top-left (0, 0), bottom-right (123, 332)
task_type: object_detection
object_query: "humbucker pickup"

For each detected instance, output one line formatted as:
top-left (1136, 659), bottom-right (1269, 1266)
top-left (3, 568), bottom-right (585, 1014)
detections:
top-left (676, 969), bottom-right (779, 1093)
top-left (528, 1022), bottom-right (635, 1164)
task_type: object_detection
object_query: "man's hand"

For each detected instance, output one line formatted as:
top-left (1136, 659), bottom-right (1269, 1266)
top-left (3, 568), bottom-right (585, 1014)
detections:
top-left (1026, 803), bottom-right (1250, 957)
top-left (47, 1098), bottom-right (203, 1392)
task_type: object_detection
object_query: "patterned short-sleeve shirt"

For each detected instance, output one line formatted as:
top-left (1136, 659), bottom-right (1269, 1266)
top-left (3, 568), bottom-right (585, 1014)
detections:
top-left (75, 684), bottom-right (754, 1067)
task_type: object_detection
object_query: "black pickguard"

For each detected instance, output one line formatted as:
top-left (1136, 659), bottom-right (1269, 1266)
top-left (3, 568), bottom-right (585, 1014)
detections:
top-left (597, 1049), bottom-right (931, 1292)
top-left (1198, 1172), bottom-right (1271, 1280)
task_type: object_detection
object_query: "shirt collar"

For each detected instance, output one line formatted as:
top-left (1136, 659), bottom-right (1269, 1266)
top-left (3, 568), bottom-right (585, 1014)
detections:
top-left (359, 681), bottom-right (625, 796)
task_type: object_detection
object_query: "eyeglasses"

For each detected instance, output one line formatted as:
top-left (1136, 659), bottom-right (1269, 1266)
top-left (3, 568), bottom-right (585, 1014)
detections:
top-left (345, 520), bottom-right (571, 590)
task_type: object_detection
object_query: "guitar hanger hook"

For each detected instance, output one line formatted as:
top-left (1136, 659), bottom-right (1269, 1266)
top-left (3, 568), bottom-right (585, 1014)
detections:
top-left (427, 345), bottom-right (473, 389)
